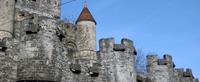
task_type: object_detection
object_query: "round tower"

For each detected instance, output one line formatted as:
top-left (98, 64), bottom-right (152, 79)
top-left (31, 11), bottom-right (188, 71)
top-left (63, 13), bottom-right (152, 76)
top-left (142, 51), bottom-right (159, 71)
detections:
top-left (75, 3), bottom-right (97, 65)
top-left (0, 0), bottom-right (15, 41)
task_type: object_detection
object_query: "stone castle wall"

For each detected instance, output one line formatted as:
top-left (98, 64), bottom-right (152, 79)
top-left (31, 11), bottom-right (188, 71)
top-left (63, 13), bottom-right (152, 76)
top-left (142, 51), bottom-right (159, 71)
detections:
top-left (0, 0), bottom-right (15, 41)
top-left (0, 0), bottom-right (198, 82)
top-left (97, 38), bottom-right (137, 82)
top-left (146, 55), bottom-right (198, 82)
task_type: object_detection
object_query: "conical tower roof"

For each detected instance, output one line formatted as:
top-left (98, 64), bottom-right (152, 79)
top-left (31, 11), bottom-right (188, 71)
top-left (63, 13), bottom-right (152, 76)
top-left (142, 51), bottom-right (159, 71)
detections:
top-left (76, 3), bottom-right (96, 24)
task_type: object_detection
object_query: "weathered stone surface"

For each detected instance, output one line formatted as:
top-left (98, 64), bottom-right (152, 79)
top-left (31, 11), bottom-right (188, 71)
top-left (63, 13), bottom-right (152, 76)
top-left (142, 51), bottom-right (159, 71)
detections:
top-left (0, 0), bottom-right (15, 41)
top-left (15, 0), bottom-right (60, 18)
top-left (0, 1), bottom-right (198, 82)
top-left (98, 38), bottom-right (137, 82)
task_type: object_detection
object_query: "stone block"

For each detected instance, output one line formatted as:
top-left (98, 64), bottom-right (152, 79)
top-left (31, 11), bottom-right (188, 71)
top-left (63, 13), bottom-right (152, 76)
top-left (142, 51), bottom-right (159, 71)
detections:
top-left (163, 54), bottom-right (172, 62)
top-left (121, 38), bottom-right (133, 48)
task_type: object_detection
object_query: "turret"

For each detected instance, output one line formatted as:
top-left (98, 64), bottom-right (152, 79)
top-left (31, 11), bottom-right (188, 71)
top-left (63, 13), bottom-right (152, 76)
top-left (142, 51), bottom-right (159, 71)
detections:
top-left (146, 54), bottom-right (175, 82)
top-left (98, 38), bottom-right (137, 82)
top-left (0, 0), bottom-right (15, 41)
top-left (174, 68), bottom-right (198, 82)
top-left (75, 3), bottom-right (97, 65)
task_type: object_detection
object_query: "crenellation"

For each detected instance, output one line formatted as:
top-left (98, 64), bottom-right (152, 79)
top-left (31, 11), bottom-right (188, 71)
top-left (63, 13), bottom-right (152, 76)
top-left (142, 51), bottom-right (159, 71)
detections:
top-left (15, 0), bottom-right (60, 18)
top-left (147, 54), bottom-right (174, 67)
top-left (183, 68), bottom-right (194, 78)
top-left (194, 78), bottom-right (199, 82)
top-left (121, 38), bottom-right (133, 47)
top-left (147, 55), bottom-right (158, 67)
top-left (98, 38), bottom-right (137, 82)
top-left (121, 38), bottom-right (137, 55)
top-left (174, 68), bottom-right (196, 79)
top-left (174, 68), bottom-right (184, 76)
top-left (147, 54), bottom-right (175, 82)
top-left (99, 38), bottom-right (114, 52)
top-left (0, 1), bottom-right (198, 82)
top-left (163, 54), bottom-right (172, 62)
top-left (99, 38), bottom-right (137, 55)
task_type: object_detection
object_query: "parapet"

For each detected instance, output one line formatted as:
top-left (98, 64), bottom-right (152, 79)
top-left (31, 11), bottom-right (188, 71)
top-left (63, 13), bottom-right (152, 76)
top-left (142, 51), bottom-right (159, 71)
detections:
top-left (175, 68), bottom-right (194, 79)
top-left (15, 0), bottom-right (60, 18)
top-left (195, 78), bottom-right (199, 82)
top-left (174, 68), bottom-right (184, 76)
top-left (99, 38), bottom-right (137, 55)
top-left (174, 68), bottom-right (194, 78)
top-left (147, 54), bottom-right (175, 67)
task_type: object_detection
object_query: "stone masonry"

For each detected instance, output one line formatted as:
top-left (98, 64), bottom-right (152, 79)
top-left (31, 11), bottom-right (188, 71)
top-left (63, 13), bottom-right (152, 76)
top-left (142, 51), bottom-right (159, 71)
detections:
top-left (0, 0), bottom-right (198, 82)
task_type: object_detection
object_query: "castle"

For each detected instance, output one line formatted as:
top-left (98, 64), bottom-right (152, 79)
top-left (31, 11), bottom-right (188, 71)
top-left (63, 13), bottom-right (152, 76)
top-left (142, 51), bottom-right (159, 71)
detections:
top-left (0, 0), bottom-right (198, 82)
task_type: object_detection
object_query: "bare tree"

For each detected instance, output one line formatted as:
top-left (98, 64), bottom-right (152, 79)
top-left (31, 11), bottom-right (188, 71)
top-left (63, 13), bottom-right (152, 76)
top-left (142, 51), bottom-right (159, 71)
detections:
top-left (135, 49), bottom-right (147, 75)
top-left (63, 16), bottom-right (76, 24)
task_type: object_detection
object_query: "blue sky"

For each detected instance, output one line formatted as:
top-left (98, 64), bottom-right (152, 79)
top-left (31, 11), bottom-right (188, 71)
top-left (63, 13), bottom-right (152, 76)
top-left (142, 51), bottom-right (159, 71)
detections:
top-left (61, 0), bottom-right (200, 78)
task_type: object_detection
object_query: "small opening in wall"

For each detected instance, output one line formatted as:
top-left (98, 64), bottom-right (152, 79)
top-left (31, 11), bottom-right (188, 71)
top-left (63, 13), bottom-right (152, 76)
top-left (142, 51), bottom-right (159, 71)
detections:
top-left (70, 64), bottom-right (81, 74)
top-left (19, 13), bottom-right (25, 17)
top-left (16, 80), bottom-right (56, 82)
top-left (137, 80), bottom-right (143, 82)
top-left (26, 31), bottom-right (38, 34)
top-left (31, 16), bottom-right (34, 19)
top-left (54, 1), bottom-right (57, 5)
top-left (6, 1), bottom-right (8, 7)
top-left (32, 0), bottom-right (36, 2)
top-left (0, 42), bottom-right (7, 52)
top-left (90, 72), bottom-right (99, 77)
top-left (15, 0), bottom-right (18, 3)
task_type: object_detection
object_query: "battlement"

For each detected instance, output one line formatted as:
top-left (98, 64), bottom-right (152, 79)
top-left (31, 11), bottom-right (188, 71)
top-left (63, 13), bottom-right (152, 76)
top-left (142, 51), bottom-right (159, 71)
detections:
top-left (99, 38), bottom-right (137, 55)
top-left (15, 0), bottom-right (61, 18)
top-left (147, 54), bottom-right (175, 67)
top-left (174, 68), bottom-right (194, 78)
